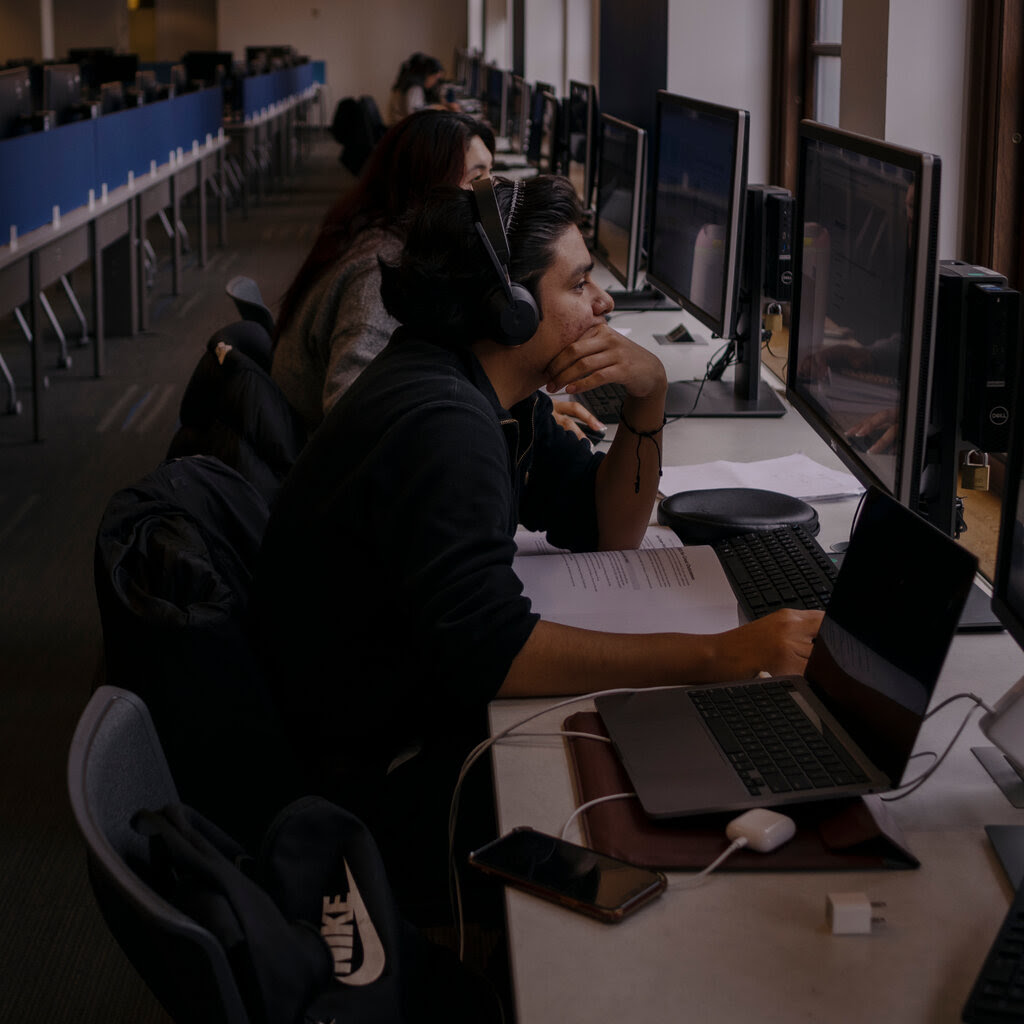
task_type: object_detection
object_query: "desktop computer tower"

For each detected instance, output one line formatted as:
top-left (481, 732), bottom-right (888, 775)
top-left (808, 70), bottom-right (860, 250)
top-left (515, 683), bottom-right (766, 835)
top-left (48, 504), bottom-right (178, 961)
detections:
top-left (937, 260), bottom-right (1020, 455)
top-left (921, 260), bottom-right (1021, 537)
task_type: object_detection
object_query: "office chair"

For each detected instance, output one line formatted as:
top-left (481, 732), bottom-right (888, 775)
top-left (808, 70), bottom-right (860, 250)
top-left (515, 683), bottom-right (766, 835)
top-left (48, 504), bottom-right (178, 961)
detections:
top-left (166, 320), bottom-right (308, 504)
top-left (67, 685), bottom-right (252, 1024)
top-left (224, 275), bottom-right (276, 337)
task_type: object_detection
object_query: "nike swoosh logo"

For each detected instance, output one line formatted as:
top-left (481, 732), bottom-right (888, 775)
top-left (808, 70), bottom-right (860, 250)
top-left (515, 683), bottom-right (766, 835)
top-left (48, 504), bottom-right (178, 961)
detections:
top-left (338, 859), bottom-right (386, 986)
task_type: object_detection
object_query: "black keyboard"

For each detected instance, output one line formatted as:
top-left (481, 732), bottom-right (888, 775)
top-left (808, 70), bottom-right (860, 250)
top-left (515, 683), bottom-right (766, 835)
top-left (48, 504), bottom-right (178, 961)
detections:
top-left (575, 382), bottom-right (628, 423)
top-left (963, 881), bottom-right (1024, 1022)
top-left (689, 680), bottom-right (868, 797)
top-left (713, 524), bottom-right (840, 620)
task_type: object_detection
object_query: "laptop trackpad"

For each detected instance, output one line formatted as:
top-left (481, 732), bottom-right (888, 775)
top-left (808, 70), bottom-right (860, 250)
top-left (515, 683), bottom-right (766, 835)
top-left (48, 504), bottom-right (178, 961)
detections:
top-left (597, 689), bottom-right (748, 819)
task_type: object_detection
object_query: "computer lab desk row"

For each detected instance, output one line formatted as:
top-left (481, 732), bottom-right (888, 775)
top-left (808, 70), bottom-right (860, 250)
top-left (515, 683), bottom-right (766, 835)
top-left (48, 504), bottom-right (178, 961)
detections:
top-left (0, 136), bottom-right (227, 441)
top-left (486, 307), bottom-right (1024, 1023)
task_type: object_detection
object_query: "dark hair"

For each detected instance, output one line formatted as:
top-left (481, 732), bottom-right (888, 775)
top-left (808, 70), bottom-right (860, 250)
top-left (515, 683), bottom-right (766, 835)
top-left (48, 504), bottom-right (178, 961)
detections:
top-left (393, 52), bottom-right (443, 92)
top-left (274, 110), bottom-right (495, 341)
top-left (380, 175), bottom-right (582, 347)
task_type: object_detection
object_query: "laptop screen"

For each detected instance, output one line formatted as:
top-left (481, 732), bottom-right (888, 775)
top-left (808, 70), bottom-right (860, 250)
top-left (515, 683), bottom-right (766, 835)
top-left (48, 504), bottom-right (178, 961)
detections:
top-left (806, 489), bottom-right (977, 782)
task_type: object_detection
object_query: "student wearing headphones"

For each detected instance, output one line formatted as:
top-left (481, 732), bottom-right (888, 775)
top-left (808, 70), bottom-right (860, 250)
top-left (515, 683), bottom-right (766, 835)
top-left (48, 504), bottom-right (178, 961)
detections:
top-left (272, 108), bottom-right (604, 440)
top-left (252, 175), bottom-right (822, 916)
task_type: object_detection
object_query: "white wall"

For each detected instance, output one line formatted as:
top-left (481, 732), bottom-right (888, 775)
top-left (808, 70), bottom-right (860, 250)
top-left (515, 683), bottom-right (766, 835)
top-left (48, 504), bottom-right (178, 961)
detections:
top-left (524, 0), bottom-right (564, 89)
top-left (217, 0), bottom-right (466, 118)
top-left (885, 0), bottom-right (968, 260)
top-left (664, 0), bottom-right (773, 183)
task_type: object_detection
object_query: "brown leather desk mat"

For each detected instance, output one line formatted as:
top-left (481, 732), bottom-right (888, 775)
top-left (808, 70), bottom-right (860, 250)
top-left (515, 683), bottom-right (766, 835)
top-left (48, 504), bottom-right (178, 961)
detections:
top-left (564, 711), bottom-right (919, 871)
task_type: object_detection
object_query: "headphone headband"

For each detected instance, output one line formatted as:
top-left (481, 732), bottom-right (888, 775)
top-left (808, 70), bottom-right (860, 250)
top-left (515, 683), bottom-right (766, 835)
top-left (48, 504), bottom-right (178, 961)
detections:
top-left (469, 177), bottom-right (540, 347)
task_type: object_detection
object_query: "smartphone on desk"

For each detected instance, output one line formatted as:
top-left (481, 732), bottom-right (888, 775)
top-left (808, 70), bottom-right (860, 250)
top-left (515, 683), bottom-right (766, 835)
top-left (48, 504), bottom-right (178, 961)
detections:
top-left (468, 826), bottom-right (666, 923)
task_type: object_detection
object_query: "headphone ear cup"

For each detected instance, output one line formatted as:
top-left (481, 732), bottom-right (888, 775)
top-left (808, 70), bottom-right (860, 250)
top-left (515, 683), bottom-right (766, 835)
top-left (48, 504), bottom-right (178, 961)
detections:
top-left (491, 282), bottom-right (540, 346)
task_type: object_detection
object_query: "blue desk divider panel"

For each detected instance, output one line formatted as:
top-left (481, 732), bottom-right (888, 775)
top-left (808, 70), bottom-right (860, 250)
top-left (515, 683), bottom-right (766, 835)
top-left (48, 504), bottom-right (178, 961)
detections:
top-left (170, 87), bottom-right (222, 153)
top-left (0, 120), bottom-right (97, 239)
top-left (240, 68), bottom-right (312, 120)
top-left (311, 61), bottom-right (326, 85)
top-left (96, 105), bottom-right (157, 191)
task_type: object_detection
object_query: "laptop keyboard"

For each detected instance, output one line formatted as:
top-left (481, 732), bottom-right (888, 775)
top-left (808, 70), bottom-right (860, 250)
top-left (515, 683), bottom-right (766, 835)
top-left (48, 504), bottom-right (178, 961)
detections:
top-left (963, 879), bottom-right (1024, 1022)
top-left (689, 680), bottom-right (868, 797)
top-left (575, 382), bottom-right (628, 423)
top-left (713, 524), bottom-right (840, 620)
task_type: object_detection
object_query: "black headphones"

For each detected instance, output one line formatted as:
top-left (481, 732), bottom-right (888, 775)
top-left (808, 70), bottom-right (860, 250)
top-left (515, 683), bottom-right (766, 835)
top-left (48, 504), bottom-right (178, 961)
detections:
top-left (470, 177), bottom-right (541, 346)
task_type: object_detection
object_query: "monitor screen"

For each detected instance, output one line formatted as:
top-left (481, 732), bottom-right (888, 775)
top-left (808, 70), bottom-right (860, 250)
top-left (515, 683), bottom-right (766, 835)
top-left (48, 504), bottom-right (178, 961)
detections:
top-left (567, 80), bottom-right (599, 211)
top-left (42, 64), bottom-right (82, 124)
top-left (786, 120), bottom-right (941, 510)
top-left (526, 88), bottom-right (560, 173)
top-left (992, 349), bottom-right (1024, 649)
top-left (594, 114), bottom-right (647, 293)
top-left (645, 91), bottom-right (749, 339)
top-left (484, 66), bottom-right (508, 138)
top-left (0, 65), bottom-right (32, 140)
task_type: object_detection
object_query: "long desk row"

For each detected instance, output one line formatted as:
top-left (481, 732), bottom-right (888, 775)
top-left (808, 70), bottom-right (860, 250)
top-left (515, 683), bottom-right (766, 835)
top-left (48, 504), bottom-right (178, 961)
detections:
top-left (0, 136), bottom-right (227, 441)
top-left (487, 302), bottom-right (1024, 1023)
top-left (0, 82), bottom-right (321, 441)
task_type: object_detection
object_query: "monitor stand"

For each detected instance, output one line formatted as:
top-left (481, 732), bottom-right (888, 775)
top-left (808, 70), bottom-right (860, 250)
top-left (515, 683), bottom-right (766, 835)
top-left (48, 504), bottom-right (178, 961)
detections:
top-left (607, 284), bottom-right (678, 312)
top-left (665, 378), bottom-right (786, 418)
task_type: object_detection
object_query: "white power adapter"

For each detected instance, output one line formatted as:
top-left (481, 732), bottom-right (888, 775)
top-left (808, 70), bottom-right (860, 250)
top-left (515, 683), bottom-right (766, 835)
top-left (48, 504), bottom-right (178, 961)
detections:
top-left (980, 676), bottom-right (1024, 773)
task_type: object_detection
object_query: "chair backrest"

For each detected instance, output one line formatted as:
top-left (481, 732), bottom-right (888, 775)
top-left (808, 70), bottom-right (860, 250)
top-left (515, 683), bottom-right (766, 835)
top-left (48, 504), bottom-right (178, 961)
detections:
top-left (94, 454), bottom-right (309, 847)
top-left (166, 321), bottom-right (307, 505)
top-left (225, 276), bottom-right (276, 337)
top-left (67, 685), bottom-right (251, 1024)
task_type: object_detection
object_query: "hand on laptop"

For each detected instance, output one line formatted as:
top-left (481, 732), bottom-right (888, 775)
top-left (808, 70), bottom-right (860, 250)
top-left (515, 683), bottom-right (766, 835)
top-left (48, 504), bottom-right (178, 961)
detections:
top-left (714, 608), bottom-right (824, 679)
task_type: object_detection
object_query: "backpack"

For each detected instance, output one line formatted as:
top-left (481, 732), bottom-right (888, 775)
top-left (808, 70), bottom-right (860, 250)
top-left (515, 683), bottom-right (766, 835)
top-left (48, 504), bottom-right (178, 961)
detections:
top-left (134, 795), bottom-right (502, 1024)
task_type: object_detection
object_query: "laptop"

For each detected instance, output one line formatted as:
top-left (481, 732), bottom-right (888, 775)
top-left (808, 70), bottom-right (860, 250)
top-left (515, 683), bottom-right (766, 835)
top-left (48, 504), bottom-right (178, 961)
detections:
top-left (595, 487), bottom-right (979, 819)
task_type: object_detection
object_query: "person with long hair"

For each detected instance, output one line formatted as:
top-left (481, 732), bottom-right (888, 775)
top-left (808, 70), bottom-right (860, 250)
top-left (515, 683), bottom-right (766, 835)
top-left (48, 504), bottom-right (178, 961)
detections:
top-left (271, 109), bottom-right (496, 431)
top-left (386, 52), bottom-right (447, 126)
top-left (272, 107), bottom-right (607, 439)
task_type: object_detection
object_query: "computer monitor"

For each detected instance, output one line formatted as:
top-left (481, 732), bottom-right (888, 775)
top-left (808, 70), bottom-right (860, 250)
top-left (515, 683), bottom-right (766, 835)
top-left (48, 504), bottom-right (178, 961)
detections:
top-left (183, 51), bottom-right (233, 89)
top-left (993, 354), bottom-right (1024, 649)
top-left (92, 53), bottom-right (139, 91)
top-left (506, 75), bottom-right (530, 154)
top-left (786, 119), bottom-right (941, 514)
top-left (42, 63), bottom-right (83, 125)
top-left (567, 80), bottom-right (599, 212)
top-left (647, 91), bottom-right (748, 344)
top-left (594, 114), bottom-right (647, 296)
top-left (645, 91), bottom-right (782, 417)
top-left (484, 65), bottom-right (508, 139)
top-left (526, 88), bottom-right (560, 173)
top-left (99, 80), bottom-right (124, 114)
top-left (0, 65), bottom-right (32, 139)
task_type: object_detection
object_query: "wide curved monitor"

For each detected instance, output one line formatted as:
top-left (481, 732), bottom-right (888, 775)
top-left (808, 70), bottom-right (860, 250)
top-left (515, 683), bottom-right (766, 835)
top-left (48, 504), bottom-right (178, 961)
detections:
top-left (646, 90), bottom-right (749, 340)
top-left (786, 120), bottom-right (941, 512)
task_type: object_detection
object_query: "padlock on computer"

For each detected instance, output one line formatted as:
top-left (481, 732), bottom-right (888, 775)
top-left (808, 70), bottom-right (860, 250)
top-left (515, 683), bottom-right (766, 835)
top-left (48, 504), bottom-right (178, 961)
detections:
top-left (961, 450), bottom-right (991, 491)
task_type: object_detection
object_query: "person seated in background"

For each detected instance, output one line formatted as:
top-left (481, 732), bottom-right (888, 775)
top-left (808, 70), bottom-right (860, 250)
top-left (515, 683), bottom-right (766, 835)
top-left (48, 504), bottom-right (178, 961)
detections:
top-left (251, 174), bottom-right (823, 919)
top-left (272, 107), bottom-right (605, 439)
top-left (386, 52), bottom-right (453, 125)
top-left (272, 109), bottom-right (495, 431)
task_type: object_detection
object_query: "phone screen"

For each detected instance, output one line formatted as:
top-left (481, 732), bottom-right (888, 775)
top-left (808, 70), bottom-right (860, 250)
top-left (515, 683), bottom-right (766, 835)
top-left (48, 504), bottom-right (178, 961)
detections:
top-left (469, 827), bottom-right (666, 921)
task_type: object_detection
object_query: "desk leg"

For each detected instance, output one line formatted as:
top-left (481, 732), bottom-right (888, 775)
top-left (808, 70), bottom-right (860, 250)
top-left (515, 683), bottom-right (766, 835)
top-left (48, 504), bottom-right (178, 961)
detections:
top-left (102, 202), bottom-right (138, 338)
top-left (89, 221), bottom-right (105, 377)
top-left (136, 196), bottom-right (148, 333)
top-left (218, 148), bottom-right (228, 243)
top-left (198, 163), bottom-right (208, 268)
top-left (171, 175), bottom-right (181, 297)
top-left (28, 253), bottom-right (43, 442)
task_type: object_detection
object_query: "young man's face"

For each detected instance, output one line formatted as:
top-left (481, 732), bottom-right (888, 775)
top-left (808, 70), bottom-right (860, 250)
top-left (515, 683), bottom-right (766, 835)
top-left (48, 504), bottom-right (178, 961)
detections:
top-left (528, 225), bottom-right (613, 375)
